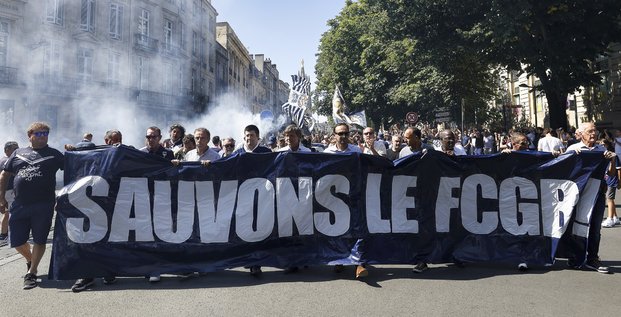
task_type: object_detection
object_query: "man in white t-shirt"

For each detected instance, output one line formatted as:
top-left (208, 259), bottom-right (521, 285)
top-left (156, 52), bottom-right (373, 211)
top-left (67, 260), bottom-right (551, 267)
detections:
top-left (182, 127), bottom-right (220, 165)
top-left (537, 128), bottom-right (565, 155)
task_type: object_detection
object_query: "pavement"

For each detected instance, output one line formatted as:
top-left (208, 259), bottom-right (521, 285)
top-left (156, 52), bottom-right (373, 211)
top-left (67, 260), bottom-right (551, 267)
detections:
top-left (1, 208), bottom-right (620, 316)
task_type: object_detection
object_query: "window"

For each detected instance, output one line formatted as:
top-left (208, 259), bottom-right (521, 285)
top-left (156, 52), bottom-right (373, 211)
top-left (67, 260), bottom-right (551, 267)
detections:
top-left (163, 63), bottom-right (173, 94)
top-left (164, 19), bottom-right (173, 50)
top-left (0, 21), bottom-right (8, 67)
top-left (109, 3), bottom-right (123, 39)
top-left (137, 57), bottom-right (148, 90)
top-left (179, 22), bottom-right (186, 50)
top-left (192, 31), bottom-right (198, 56)
top-left (191, 68), bottom-right (197, 92)
top-left (77, 48), bottom-right (93, 81)
top-left (138, 9), bottom-right (150, 37)
top-left (43, 42), bottom-right (62, 77)
top-left (107, 51), bottom-right (120, 84)
top-left (80, 0), bottom-right (95, 32)
top-left (46, 0), bottom-right (64, 25)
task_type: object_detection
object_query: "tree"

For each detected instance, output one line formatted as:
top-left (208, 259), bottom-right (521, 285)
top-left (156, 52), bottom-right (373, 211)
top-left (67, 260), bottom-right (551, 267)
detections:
top-left (469, 0), bottom-right (621, 130)
top-left (315, 0), bottom-right (498, 127)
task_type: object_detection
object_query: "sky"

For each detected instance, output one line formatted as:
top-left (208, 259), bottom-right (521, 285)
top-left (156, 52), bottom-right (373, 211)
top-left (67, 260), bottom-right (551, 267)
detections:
top-left (212, 0), bottom-right (347, 88)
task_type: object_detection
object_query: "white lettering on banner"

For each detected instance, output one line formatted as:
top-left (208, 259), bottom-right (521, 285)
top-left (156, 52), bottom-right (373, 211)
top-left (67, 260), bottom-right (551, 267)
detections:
top-left (63, 173), bottom-right (594, 244)
top-left (276, 177), bottom-right (314, 237)
top-left (153, 181), bottom-right (194, 243)
top-left (366, 173), bottom-right (390, 233)
top-left (499, 177), bottom-right (540, 235)
top-left (314, 175), bottom-right (351, 236)
top-left (66, 176), bottom-right (109, 243)
top-left (461, 174), bottom-right (498, 234)
top-left (435, 177), bottom-right (461, 232)
top-left (571, 178), bottom-right (601, 238)
top-left (236, 178), bottom-right (276, 242)
top-left (391, 175), bottom-right (419, 233)
top-left (196, 180), bottom-right (237, 243)
top-left (109, 177), bottom-right (155, 242)
top-left (540, 180), bottom-right (579, 238)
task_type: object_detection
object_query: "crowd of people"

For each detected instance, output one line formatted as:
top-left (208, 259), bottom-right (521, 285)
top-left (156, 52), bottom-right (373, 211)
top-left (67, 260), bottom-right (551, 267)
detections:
top-left (0, 119), bottom-right (618, 293)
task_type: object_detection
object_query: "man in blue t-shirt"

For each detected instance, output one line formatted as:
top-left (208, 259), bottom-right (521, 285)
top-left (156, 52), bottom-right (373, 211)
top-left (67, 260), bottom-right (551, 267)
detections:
top-left (0, 122), bottom-right (64, 290)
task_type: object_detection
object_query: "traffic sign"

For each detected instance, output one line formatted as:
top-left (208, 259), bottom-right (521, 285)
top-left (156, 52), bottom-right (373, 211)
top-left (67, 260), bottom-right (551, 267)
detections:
top-left (406, 112), bottom-right (419, 124)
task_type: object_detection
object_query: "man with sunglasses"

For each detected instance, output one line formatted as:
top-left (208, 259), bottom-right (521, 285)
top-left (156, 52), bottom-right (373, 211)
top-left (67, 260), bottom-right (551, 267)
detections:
top-left (219, 137), bottom-right (236, 158)
top-left (399, 127), bottom-right (433, 159)
top-left (140, 126), bottom-right (173, 282)
top-left (360, 127), bottom-right (387, 157)
top-left (0, 122), bottom-right (64, 290)
top-left (141, 126), bottom-right (174, 160)
top-left (324, 123), bottom-right (362, 154)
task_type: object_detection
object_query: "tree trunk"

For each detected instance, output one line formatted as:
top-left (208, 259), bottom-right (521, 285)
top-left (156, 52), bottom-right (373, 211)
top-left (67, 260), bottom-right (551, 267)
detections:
top-left (545, 90), bottom-right (569, 131)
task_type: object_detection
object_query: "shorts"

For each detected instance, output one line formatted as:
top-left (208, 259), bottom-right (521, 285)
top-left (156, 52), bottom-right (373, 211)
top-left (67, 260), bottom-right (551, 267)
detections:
top-left (9, 201), bottom-right (55, 247)
top-left (606, 186), bottom-right (616, 200)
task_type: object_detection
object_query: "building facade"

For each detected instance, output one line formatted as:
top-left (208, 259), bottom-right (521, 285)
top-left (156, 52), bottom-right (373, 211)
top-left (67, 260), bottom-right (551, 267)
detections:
top-left (1, 0), bottom-right (218, 140)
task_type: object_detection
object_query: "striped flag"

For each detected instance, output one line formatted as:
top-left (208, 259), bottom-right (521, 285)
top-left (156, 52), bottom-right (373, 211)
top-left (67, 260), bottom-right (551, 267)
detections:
top-left (281, 72), bottom-right (315, 130)
top-left (291, 75), bottom-right (311, 96)
top-left (282, 102), bottom-right (306, 127)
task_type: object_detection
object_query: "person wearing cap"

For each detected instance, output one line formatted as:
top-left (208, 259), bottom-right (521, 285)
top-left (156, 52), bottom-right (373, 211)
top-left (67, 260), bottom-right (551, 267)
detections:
top-left (267, 135), bottom-right (278, 151)
top-left (0, 141), bottom-right (18, 244)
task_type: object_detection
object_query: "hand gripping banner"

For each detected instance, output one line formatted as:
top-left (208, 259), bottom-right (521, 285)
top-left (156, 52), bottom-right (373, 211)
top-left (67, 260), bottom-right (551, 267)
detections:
top-left (49, 146), bottom-right (607, 279)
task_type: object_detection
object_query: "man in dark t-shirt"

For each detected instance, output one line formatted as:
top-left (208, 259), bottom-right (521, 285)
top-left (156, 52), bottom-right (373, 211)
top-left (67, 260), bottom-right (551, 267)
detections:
top-left (140, 126), bottom-right (174, 160)
top-left (0, 141), bottom-right (19, 243)
top-left (0, 122), bottom-right (64, 290)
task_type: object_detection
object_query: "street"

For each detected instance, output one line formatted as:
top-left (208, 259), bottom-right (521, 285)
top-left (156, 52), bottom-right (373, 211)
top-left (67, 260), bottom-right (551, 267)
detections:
top-left (1, 214), bottom-right (619, 317)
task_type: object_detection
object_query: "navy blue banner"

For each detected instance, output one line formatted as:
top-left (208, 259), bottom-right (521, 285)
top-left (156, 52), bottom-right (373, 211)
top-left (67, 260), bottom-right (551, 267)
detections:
top-left (50, 146), bottom-right (608, 279)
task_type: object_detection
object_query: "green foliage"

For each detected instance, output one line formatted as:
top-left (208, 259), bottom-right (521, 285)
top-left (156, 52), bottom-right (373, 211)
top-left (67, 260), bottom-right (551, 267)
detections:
top-left (315, 0), bottom-right (621, 130)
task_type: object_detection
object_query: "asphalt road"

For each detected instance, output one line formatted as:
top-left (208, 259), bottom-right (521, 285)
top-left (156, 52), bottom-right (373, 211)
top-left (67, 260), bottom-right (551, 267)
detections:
top-left (1, 213), bottom-right (620, 316)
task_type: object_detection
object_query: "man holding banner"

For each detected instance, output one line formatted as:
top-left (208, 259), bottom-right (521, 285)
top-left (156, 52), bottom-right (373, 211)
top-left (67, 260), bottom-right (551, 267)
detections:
top-left (0, 122), bottom-right (63, 290)
top-left (565, 122), bottom-right (616, 274)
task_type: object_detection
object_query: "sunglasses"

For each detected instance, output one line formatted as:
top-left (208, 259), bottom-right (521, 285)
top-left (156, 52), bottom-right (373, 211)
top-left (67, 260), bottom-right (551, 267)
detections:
top-left (336, 132), bottom-right (350, 136)
top-left (33, 131), bottom-right (49, 137)
top-left (224, 144), bottom-right (234, 148)
top-left (145, 135), bottom-right (160, 139)
top-left (363, 132), bottom-right (374, 135)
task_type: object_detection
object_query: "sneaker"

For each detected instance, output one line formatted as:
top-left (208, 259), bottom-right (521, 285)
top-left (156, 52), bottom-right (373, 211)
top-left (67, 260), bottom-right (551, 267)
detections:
top-left (602, 218), bottom-right (615, 228)
top-left (71, 278), bottom-right (95, 293)
top-left (249, 266), bottom-right (262, 277)
top-left (355, 265), bottom-right (368, 279)
top-left (413, 262), bottom-right (428, 273)
top-left (0, 233), bottom-right (7, 241)
top-left (148, 275), bottom-right (161, 283)
top-left (102, 277), bottom-right (117, 285)
top-left (614, 216), bottom-right (620, 225)
top-left (177, 272), bottom-right (194, 279)
top-left (584, 259), bottom-right (610, 274)
top-left (518, 263), bottom-right (528, 271)
top-left (23, 273), bottom-right (37, 290)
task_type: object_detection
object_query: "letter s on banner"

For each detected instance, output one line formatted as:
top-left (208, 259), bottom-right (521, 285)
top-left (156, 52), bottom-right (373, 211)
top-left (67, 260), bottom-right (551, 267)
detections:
top-left (66, 176), bottom-right (110, 243)
top-left (314, 175), bottom-right (350, 236)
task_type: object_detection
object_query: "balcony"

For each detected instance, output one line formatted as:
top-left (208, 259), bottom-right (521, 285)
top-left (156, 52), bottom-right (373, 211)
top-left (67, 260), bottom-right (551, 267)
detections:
top-left (0, 66), bottom-right (18, 85)
top-left (134, 34), bottom-right (159, 53)
top-left (160, 42), bottom-right (180, 57)
top-left (33, 74), bottom-right (79, 96)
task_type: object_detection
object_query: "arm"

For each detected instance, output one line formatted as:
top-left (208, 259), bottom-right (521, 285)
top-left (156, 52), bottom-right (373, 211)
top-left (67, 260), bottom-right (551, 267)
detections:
top-left (0, 170), bottom-right (13, 209)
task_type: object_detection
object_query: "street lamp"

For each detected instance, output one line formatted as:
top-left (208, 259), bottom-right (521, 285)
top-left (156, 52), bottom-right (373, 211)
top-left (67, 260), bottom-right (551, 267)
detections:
top-left (519, 83), bottom-right (538, 127)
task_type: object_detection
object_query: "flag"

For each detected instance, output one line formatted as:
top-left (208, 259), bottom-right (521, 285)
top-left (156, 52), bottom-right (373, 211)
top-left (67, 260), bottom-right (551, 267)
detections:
top-left (282, 72), bottom-right (315, 130)
top-left (332, 85), bottom-right (367, 127)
